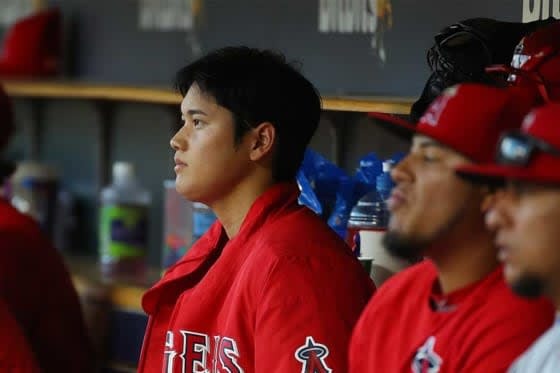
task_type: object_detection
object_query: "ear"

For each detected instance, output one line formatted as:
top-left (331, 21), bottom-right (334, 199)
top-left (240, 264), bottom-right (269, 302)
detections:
top-left (248, 122), bottom-right (275, 161)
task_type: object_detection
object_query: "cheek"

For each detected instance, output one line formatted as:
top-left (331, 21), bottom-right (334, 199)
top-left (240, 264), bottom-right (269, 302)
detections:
top-left (509, 206), bottom-right (560, 276)
top-left (402, 178), bottom-right (471, 236)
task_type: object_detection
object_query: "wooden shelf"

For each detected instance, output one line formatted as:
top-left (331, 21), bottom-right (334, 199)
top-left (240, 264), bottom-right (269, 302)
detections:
top-left (65, 256), bottom-right (159, 312)
top-left (0, 79), bottom-right (414, 114)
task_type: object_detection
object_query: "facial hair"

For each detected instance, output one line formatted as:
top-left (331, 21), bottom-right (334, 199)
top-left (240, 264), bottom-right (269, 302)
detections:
top-left (382, 231), bottom-right (425, 262)
top-left (383, 190), bottom-right (476, 262)
top-left (510, 273), bottom-right (545, 299)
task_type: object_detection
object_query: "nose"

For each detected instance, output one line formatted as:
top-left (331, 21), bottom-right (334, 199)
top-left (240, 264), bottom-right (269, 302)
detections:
top-left (391, 154), bottom-right (413, 185)
top-left (484, 189), bottom-right (512, 232)
top-left (170, 126), bottom-right (188, 151)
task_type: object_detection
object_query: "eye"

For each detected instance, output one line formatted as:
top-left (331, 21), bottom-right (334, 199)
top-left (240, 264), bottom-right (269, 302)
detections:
top-left (509, 182), bottom-right (536, 197)
top-left (193, 118), bottom-right (205, 128)
top-left (422, 153), bottom-right (439, 163)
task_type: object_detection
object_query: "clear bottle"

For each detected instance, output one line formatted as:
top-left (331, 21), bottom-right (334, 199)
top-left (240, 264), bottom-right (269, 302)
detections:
top-left (99, 162), bottom-right (151, 279)
top-left (347, 160), bottom-right (409, 286)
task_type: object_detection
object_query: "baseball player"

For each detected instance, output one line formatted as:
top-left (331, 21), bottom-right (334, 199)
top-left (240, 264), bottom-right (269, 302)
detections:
top-left (138, 46), bottom-right (375, 373)
top-left (0, 298), bottom-right (40, 372)
top-left (349, 84), bottom-right (554, 372)
top-left (457, 103), bottom-right (560, 372)
top-left (0, 85), bottom-right (94, 372)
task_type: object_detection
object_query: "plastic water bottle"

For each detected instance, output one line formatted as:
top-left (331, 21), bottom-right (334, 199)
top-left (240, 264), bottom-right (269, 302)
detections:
top-left (347, 160), bottom-right (409, 286)
top-left (346, 189), bottom-right (388, 260)
top-left (99, 162), bottom-right (151, 278)
top-left (192, 202), bottom-right (216, 244)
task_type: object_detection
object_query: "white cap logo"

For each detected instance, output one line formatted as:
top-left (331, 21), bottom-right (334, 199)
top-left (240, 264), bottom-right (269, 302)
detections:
top-left (521, 111), bottom-right (536, 132)
top-left (422, 86), bottom-right (459, 127)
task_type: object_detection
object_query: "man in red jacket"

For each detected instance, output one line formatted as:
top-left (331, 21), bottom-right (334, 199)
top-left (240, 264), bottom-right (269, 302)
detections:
top-left (349, 84), bottom-right (554, 372)
top-left (138, 46), bottom-right (375, 373)
top-left (456, 102), bottom-right (560, 372)
top-left (0, 299), bottom-right (40, 373)
top-left (0, 85), bottom-right (94, 372)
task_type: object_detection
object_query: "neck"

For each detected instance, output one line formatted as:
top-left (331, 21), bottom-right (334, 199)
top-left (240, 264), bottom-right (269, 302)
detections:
top-left (429, 220), bottom-right (499, 294)
top-left (208, 174), bottom-right (275, 239)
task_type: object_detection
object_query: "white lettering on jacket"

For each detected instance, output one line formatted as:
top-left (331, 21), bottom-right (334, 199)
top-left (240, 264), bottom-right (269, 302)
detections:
top-left (164, 330), bottom-right (244, 373)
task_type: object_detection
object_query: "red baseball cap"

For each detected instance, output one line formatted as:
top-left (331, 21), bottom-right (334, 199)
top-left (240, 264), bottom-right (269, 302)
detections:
top-left (486, 20), bottom-right (560, 102)
top-left (457, 103), bottom-right (560, 185)
top-left (369, 83), bottom-right (536, 163)
top-left (0, 8), bottom-right (61, 77)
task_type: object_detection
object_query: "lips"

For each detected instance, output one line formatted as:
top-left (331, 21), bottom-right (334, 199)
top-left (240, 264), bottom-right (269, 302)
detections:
top-left (174, 155), bottom-right (187, 172)
top-left (497, 245), bottom-right (509, 263)
top-left (387, 188), bottom-right (407, 211)
top-left (495, 236), bottom-right (512, 263)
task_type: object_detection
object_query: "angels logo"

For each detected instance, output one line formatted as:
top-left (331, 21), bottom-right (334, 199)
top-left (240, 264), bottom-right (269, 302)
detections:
top-left (522, 111), bottom-right (537, 131)
top-left (421, 86), bottom-right (458, 127)
top-left (295, 336), bottom-right (333, 373)
top-left (411, 336), bottom-right (442, 373)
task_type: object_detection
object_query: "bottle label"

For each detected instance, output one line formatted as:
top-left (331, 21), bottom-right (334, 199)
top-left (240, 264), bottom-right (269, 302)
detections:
top-left (100, 204), bottom-right (148, 259)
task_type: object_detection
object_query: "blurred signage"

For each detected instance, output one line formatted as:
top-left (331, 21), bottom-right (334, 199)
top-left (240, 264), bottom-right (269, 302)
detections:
top-left (139, 0), bottom-right (202, 31)
top-left (523, 0), bottom-right (560, 22)
top-left (318, 0), bottom-right (393, 64)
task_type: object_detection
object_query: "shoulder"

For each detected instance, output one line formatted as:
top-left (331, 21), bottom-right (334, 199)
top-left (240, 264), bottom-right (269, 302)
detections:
top-left (509, 327), bottom-right (559, 373)
top-left (355, 261), bottom-right (434, 321)
top-left (375, 260), bottom-right (435, 298)
top-left (0, 200), bottom-right (42, 235)
top-left (478, 271), bottom-right (555, 322)
top-left (255, 205), bottom-right (352, 258)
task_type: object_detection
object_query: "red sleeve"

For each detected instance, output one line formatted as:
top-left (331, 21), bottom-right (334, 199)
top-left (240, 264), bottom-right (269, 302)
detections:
top-left (459, 298), bottom-right (554, 373)
top-left (0, 304), bottom-right (41, 373)
top-left (254, 255), bottom-right (374, 373)
top-left (0, 225), bottom-right (95, 373)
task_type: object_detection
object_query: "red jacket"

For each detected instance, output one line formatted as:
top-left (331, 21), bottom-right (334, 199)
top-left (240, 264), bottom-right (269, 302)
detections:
top-left (0, 300), bottom-right (40, 373)
top-left (0, 200), bottom-right (93, 373)
top-left (139, 183), bottom-right (375, 373)
top-left (349, 260), bottom-right (555, 372)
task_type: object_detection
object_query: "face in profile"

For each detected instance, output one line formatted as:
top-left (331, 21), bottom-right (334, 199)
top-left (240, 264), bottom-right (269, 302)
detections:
top-left (385, 135), bottom-right (484, 261)
top-left (170, 83), bottom-right (254, 205)
top-left (485, 182), bottom-right (560, 298)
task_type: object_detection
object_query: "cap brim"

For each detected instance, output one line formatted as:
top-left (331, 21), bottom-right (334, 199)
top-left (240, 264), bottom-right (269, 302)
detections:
top-left (457, 163), bottom-right (560, 186)
top-left (368, 112), bottom-right (416, 139)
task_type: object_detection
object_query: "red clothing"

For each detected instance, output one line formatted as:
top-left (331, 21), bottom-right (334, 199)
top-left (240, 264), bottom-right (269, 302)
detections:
top-left (139, 183), bottom-right (375, 373)
top-left (0, 200), bottom-right (93, 373)
top-left (0, 300), bottom-right (40, 373)
top-left (349, 260), bottom-right (555, 373)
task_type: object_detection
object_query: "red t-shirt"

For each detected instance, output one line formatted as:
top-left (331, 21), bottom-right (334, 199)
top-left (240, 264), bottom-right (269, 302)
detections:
top-left (0, 300), bottom-right (40, 373)
top-left (349, 260), bottom-right (555, 372)
top-left (0, 200), bottom-right (94, 373)
top-left (139, 183), bottom-right (375, 373)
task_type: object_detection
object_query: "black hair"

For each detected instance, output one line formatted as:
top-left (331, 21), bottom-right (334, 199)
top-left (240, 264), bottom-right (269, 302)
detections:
top-left (175, 46), bottom-right (322, 182)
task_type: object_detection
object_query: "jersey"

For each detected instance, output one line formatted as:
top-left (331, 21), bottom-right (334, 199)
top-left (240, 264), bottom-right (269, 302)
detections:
top-left (0, 300), bottom-right (40, 373)
top-left (0, 199), bottom-right (94, 373)
top-left (349, 260), bottom-right (554, 372)
top-left (138, 183), bottom-right (375, 373)
top-left (509, 314), bottom-right (560, 372)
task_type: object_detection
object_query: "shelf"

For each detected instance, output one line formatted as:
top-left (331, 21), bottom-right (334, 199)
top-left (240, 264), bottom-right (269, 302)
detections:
top-left (0, 79), bottom-right (414, 114)
top-left (65, 256), bottom-right (159, 313)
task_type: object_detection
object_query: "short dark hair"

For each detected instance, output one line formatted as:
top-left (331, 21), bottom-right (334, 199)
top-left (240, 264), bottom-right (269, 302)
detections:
top-left (175, 46), bottom-right (321, 182)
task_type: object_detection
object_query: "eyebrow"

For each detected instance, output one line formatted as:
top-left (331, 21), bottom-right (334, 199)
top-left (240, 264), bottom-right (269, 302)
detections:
top-left (182, 109), bottom-right (208, 117)
top-left (416, 139), bottom-right (445, 149)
